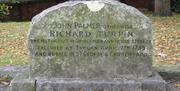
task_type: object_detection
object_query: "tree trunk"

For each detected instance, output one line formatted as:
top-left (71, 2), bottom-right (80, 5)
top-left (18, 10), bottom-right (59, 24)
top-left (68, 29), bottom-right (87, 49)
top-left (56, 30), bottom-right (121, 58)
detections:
top-left (155, 0), bottom-right (172, 16)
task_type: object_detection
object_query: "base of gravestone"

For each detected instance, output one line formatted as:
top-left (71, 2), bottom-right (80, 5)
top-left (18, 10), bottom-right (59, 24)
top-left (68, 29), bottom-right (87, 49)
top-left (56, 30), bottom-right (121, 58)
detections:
top-left (0, 85), bottom-right (10, 91)
top-left (10, 72), bottom-right (172, 91)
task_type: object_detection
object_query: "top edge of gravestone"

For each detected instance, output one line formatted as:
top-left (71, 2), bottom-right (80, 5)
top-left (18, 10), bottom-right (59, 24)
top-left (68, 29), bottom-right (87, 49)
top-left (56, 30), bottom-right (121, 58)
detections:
top-left (30, 0), bottom-right (150, 25)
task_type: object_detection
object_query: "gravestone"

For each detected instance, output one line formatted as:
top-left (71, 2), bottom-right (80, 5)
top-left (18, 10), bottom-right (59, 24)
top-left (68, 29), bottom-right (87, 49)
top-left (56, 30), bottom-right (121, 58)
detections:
top-left (11, 0), bottom-right (169, 91)
top-left (28, 0), bottom-right (152, 79)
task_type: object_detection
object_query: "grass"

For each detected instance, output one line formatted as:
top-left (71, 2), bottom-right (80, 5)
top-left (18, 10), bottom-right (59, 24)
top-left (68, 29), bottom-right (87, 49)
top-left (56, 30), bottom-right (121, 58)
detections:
top-left (0, 22), bottom-right (29, 66)
top-left (0, 13), bottom-right (180, 67)
top-left (147, 13), bottom-right (180, 67)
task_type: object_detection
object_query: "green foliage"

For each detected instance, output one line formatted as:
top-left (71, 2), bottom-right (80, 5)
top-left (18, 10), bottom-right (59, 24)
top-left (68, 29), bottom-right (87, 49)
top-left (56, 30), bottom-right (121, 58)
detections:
top-left (0, 4), bottom-right (10, 17)
top-left (4, 75), bottom-right (13, 82)
top-left (0, 0), bottom-right (19, 17)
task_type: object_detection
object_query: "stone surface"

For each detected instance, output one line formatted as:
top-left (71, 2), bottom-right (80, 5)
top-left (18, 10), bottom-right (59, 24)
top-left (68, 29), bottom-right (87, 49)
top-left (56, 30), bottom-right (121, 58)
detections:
top-left (0, 85), bottom-right (10, 91)
top-left (0, 66), bottom-right (27, 78)
top-left (142, 80), bottom-right (167, 91)
top-left (9, 73), bottom-right (172, 91)
top-left (10, 79), bottom-right (35, 91)
top-left (153, 63), bottom-right (180, 80)
top-left (36, 79), bottom-right (141, 91)
top-left (9, 73), bottom-right (175, 91)
top-left (28, 0), bottom-right (153, 79)
top-left (36, 74), bottom-right (167, 91)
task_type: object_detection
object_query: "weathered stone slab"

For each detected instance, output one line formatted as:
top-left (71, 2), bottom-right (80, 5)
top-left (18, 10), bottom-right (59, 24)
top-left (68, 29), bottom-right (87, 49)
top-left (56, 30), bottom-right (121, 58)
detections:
top-left (28, 0), bottom-right (153, 79)
top-left (142, 80), bottom-right (167, 91)
top-left (8, 78), bottom-right (173, 91)
top-left (36, 78), bottom-right (167, 91)
top-left (9, 73), bottom-right (170, 91)
top-left (0, 66), bottom-right (27, 78)
top-left (36, 79), bottom-right (140, 91)
top-left (10, 79), bottom-right (35, 91)
top-left (0, 85), bottom-right (10, 91)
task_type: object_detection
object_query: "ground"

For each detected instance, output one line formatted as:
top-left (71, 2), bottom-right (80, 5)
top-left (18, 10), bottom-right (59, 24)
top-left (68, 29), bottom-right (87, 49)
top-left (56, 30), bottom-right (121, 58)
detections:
top-left (149, 13), bottom-right (180, 67)
top-left (0, 22), bottom-right (29, 66)
top-left (0, 12), bottom-right (180, 88)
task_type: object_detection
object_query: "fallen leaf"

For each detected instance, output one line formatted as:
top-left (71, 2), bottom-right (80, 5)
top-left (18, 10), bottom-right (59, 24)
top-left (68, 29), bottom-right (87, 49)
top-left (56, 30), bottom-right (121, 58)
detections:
top-left (175, 83), bottom-right (180, 88)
